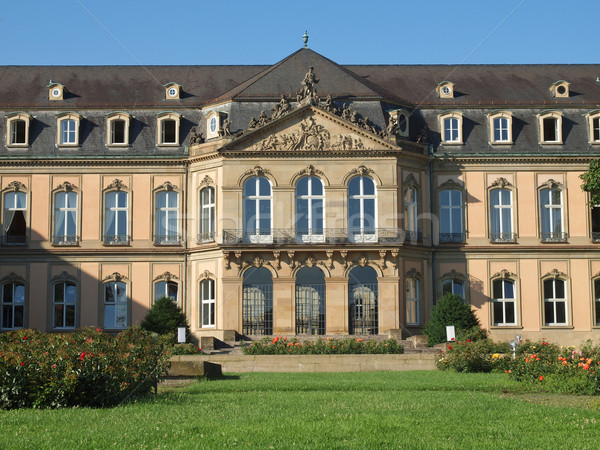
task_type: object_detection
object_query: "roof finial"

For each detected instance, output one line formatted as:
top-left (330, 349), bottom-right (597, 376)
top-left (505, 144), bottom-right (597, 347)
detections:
top-left (302, 30), bottom-right (309, 48)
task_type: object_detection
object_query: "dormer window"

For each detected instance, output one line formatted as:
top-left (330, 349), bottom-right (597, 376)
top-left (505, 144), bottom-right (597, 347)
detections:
top-left (389, 109), bottom-right (410, 137)
top-left (48, 82), bottom-right (65, 101)
top-left (206, 111), bottom-right (223, 140)
top-left (164, 83), bottom-right (181, 100)
top-left (586, 110), bottom-right (600, 144)
top-left (106, 112), bottom-right (130, 147)
top-left (157, 112), bottom-right (180, 146)
top-left (538, 111), bottom-right (563, 144)
top-left (56, 113), bottom-right (81, 147)
top-left (6, 113), bottom-right (31, 148)
top-left (487, 111), bottom-right (513, 144)
top-left (439, 112), bottom-right (463, 144)
top-left (437, 81), bottom-right (455, 99)
top-left (549, 81), bottom-right (570, 98)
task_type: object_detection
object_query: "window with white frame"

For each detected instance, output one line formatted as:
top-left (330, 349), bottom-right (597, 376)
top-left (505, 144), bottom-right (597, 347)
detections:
top-left (1, 282), bottom-right (25, 329)
top-left (439, 189), bottom-right (464, 242)
top-left (104, 191), bottom-right (129, 245)
top-left (404, 187), bottom-right (418, 240)
top-left (155, 281), bottom-right (178, 302)
top-left (53, 281), bottom-right (77, 329)
top-left (492, 278), bottom-right (516, 326)
top-left (488, 112), bottom-right (512, 144)
top-left (296, 176), bottom-right (324, 242)
top-left (3, 190), bottom-right (27, 245)
top-left (543, 278), bottom-right (567, 326)
top-left (155, 191), bottom-right (180, 244)
top-left (538, 112), bottom-right (562, 144)
top-left (442, 279), bottom-right (465, 300)
top-left (405, 278), bottom-right (419, 325)
top-left (243, 177), bottom-right (272, 242)
top-left (57, 114), bottom-right (80, 146)
top-left (157, 113), bottom-right (180, 146)
top-left (586, 112), bottom-right (600, 144)
top-left (104, 281), bottom-right (127, 329)
top-left (540, 188), bottom-right (565, 242)
top-left (53, 191), bottom-right (78, 245)
top-left (6, 114), bottom-right (31, 147)
top-left (201, 278), bottom-right (215, 327)
top-left (490, 188), bottom-right (514, 242)
top-left (594, 279), bottom-right (600, 327)
top-left (440, 112), bottom-right (463, 144)
top-left (348, 176), bottom-right (376, 242)
top-left (199, 187), bottom-right (215, 242)
top-left (106, 112), bottom-right (130, 146)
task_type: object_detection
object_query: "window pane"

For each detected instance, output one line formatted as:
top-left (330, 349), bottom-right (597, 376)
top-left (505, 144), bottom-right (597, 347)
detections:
top-left (504, 281), bottom-right (514, 298)
top-left (543, 279), bottom-right (553, 298)
top-left (556, 302), bottom-right (566, 323)
top-left (313, 199), bottom-right (323, 231)
top-left (493, 301), bottom-right (503, 324)
top-left (245, 199), bottom-right (256, 232)
top-left (162, 120), bottom-right (176, 143)
top-left (555, 280), bottom-right (565, 298)
top-left (167, 282), bottom-right (178, 301)
top-left (243, 179), bottom-right (256, 196)
top-left (168, 192), bottom-right (178, 208)
top-left (505, 302), bottom-right (515, 323)
top-left (544, 301), bottom-right (554, 324)
top-left (454, 282), bottom-right (464, 298)
top-left (362, 178), bottom-right (375, 195)
top-left (297, 177), bottom-right (308, 196)
top-left (65, 284), bottom-right (77, 303)
top-left (296, 198), bottom-right (308, 231)
top-left (493, 279), bottom-right (502, 299)
top-left (14, 284), bottom-right (25, 303)
top-left (105, 283), bottom-right (115, 303)
top-left (310, 177), bottom-right (323, 195)
top-left (258, 178), bottom-right (270, 196)
top-left (348, 198), bottom-right (361, 230)
top-left (348, 177), bottom-right (360, 195)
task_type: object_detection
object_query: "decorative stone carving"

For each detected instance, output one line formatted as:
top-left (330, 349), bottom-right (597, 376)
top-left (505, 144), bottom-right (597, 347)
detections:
top-left (305, 255), bottom-right (317, 268)
top-left (252, 255), bottom-right (264, 268)
top-left (241, 166), bottom-right (272, 178)
top-left (189, 127), bottom-right (205, 145)
top-left (297, 66), bottom-right (320, 105)
top-left (357, 256), bottom-right (368, 267)
top-left (199, 175), bottom-right (214, 189)
top-left (153, 271), bottom-right (179, 282)
top-left (157, 181), bottom-right (177, 191)
top-left (390, 250), bottom-right (399, 269)
top-left (103, 272), bottom-right (128, 283)
top-left (404, 173), bottom-right (420, 189)
top-left (439, 179), bottom-right (463, 190)
top-left (405, 268), bottom-right (421, 279)
top-left (441, 269), bottom-right (465, 280)
top-left (386, 115), bottom-right (399, 137)
top-left (325, 250), bottom-right (334, 269)
top-left (223, 251), bottom-right (231, 270)
top-left (340, 250), bottom-right (349, 268)
top-left (379, 250), bottom-right (387, 269)
top-left (543, 269), bottom-right (567, 279)
top-left (248, 117), bottom-right (258, 130)
top-left (198, 270), bottom-right (215, 281)
top-left (234, 251), bottom-right (243, 265)
top-left (6, 181), bottom-right (26, 191)
top-left (253, 117), bottom-right (331, 152)
top-left (1, 272), bottom-right (26, 284)
top-left (271, 95), bottom-right (293, 120)
top-left (51, 271), bottom-right (76, 283)
top-left (218, 118), bottom-right (232, 137)
top-left (540, 179), bottom-right (563, 190)
top-left (56, 181), bottom-right (76, 191)
top-left (348, 165), bottom-right (375, 178)
top-left (490, 177), bottom-right (512, 188)
top-left (257, 111), bottom-right (269, 127)
top-left (107, 178), bottom-right (127, 191)
top-left (330, 135), bottom-right (368, 151)
top-left (294, 165), bottom-right (325, 181)
top-left (416, 126), bottom-right (430, 144)
top-left (272, 250), bottom-right (281, 270)
top-left (287, 250), bottom-right (296, 269)
top-left (322, 95), bottom-right (339, 114)
top-left (492, 269), bottom-right (517, 279)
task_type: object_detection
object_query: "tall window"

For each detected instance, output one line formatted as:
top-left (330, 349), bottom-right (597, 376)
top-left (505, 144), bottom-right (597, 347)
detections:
top-left (296, 267), bottom-right (326, 335)
top-left (540, 188), bottom-right (564, 242)
top-left (490, 189), bottom-right (514, 242)
top-left (444, 117), bottom-right (460, 142)
top-left (348, 266), bottom-right (378, 334)
top-left (60, 119), bottom-right (77, 145)
top-left (199, 187), bottom-right (215, 242)
top-left (348, 176), bottom-right (376, 242)
top-left (111, 120), bottom-right (126, 145)
top-left (53, 281), bottom-right (76, 329)
top-left (2, 282), bottom-right (25, 329)
top-left (405, 278), bottom-right (419, 325)
top-left (542, 118), bottom-right (558, 142)
top-left (104, 281), bottom-right (127, 329)
top-left (54, 191), bottom-right (78, 245)
top-left (543, 278), bottom-right (567, 326)
top-left (155, 281), bottom-right (178, 302)
top-left (200, 279), bottom-right (215, 327)
top-left (155, 191), bottom-right (180, 244)
top-left (589, 115), bottom-right (600, 144)
top-left (104, 191), bottom-right (129, 245)
top-left (296, 176), bottom-right (324, 243)
top-left (242, 267), bottom-right (273, 335)
top-left (442, 279), bottom-right (465, 300)
top-left (10, 120), bottom-right (27, 145)
top-left (439, 189), bottom-right (463, 242)
top-left (539, 112), bottom-right (562, 144)
top-left (157, 113), bottom-right (180, 146)
top-left (243, 177), bottom-right (272, 243)
top-left (3, 191), bottom-right (27, 245)
top-left (404, 187), bottom-right (418, 240)
top-left (592, 207), bottom-right (600, 242)
top-left (594, 279), bottom-right (600, 327)
top-left (492, 279), bottom-right (516, 326)
top-left (493, 117), bottom-right (510, 142)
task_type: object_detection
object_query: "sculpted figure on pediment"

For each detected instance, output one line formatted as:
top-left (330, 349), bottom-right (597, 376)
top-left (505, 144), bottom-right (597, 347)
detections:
top-left (271, 95), bottom-right (293, 120)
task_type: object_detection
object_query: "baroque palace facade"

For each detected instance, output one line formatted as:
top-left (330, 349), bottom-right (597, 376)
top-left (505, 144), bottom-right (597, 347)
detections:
top-left (1, 48), bottom-right (600, 345)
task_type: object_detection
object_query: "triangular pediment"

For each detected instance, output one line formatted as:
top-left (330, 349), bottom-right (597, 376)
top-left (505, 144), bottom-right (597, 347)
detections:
top-left (220, 104), bottom-right (401, 153)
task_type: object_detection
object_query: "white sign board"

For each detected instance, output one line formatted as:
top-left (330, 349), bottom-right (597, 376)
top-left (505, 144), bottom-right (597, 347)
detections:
top-left (177, 327), bottom-right (186, 343)
top-left (446, 325), bottom-right (456, 342)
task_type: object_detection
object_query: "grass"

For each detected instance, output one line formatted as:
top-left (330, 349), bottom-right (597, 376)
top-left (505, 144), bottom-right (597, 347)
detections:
top-left (1, 371), bottom-right (600, 448)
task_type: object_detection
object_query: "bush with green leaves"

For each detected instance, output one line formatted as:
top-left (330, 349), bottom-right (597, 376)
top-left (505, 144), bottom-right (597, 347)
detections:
top-left (0, 327), bottom-right (170, 409)
top-left (243, 337), bottom-right (404, 355)
top-left (423, 293), bottom-right (480, 345)
top-left (141, 296), bottom-right (190, 344)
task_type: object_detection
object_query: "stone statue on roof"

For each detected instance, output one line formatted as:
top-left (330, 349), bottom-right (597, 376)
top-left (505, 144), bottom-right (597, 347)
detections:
top-left (271, 95), bottom-right (292, 119)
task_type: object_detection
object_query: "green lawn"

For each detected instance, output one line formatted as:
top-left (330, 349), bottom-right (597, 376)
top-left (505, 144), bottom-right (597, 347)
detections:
top-left (1, 371), bottom-right (599, 448)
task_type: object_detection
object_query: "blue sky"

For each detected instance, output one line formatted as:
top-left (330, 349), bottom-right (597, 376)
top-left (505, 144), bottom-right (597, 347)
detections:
top-left (1, 0), bottom-right (598, 66)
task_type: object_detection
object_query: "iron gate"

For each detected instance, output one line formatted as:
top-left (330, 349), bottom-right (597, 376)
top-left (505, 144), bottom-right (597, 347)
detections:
top-left (348, 283), bottom-right (378, 334)
top-left (242, 284), bottom-right (273, 335)
top-left (295, 284), bottom-right (326, 335)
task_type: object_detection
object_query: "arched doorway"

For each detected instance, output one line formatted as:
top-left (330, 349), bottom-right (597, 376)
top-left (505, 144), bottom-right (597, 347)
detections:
top-left (348, 266), bottom-right (378, 334)
top-left (295, 266), bottom-right (325, 335)
top-left (242, 267), bottom-right (273, 335)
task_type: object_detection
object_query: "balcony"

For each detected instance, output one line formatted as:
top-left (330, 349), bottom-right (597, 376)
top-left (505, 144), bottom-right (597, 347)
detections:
top-left (197, 231), bottom-right (216, 244)
top-left (153, 234), bottom-right (183, 246)
top-left (404, 231), bottom-right (422, 244)
top-left (103, 235), bottom-right (131, 246)
top-left (439, 232), bottom-right (466, 243)
top-left (221, 228), bottom-right (406, 245)
top-left (1, 235), bottom-right (26, 245)
top-left (490, 232), bottom-right (517, 243)
top-left (541, 232), bottom-right (567, 243)
top-left (52, 235), bottom-right (79, 246)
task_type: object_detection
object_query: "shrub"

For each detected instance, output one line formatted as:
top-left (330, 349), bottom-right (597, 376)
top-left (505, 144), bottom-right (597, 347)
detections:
top-left (242, 337), bottom-right (403, 355)
top-left (423, 293), bottom-right (480, 345)
top-left (170, 343), bottom-right (203, 355)
top-left (141, 296), bottom-right (190, 344)
top-left (0, 327), bottom-right (170, 409)
top-left (436, 339), bottom-right (501, 373)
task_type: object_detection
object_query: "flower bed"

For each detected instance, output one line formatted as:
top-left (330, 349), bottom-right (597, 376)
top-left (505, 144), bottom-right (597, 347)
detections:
top-left (242, 337), bottom-right (404, 355)
top-left (0, 327), bottom-right (170, 409)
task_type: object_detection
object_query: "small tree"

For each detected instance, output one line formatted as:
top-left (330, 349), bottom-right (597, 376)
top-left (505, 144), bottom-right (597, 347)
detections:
top-left (141, 296), bottom-right (190, 343)
top-left (580, 160), bottom-right (600, 207)
top-left (423, 293), bottom-right (480, 345)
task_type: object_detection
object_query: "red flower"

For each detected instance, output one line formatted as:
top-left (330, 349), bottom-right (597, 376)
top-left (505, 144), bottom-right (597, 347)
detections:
top-left (539, 376), bottom-right (544, 381)
top-left (20, 362), bottom-right (25, 366)
top-left (466, 339), bottom-right (471, 342)
top-left (447, 345), bottom-right (452, 350)
top-left (96, 328), bottom-right (102, 332)
top-left (542, 342), bottom-right (547, 346)
top-left (22, 336), bottom-right (28, 340)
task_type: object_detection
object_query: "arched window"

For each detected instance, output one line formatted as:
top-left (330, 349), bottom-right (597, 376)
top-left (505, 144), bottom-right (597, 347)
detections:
top-left (1, 281), bottom-right (25, 329)
top-left (404, 187), bottom-right (418, 241)
top-left (348, 266), bottom-right (378, 334)
top-left (53, 281), bottom-right (77, 329)
top-left (104, 191), bottom-right (129, 245)
top-left (295, 176), bottom-right (324, 243)
top-left (243, 177), bottom-right (272, 243)
top-left (295, 266), bottom-right (325, 335)
top-left (200, 279), bottom-right (215, 327)
top-left (242, 267), bottom-right (273, 335)
top-left (3, 190), bottom-right (27, 245)
top-left (442, 279), bottom-right (465, 300)
top-left (543, 278), bottom-right (567, 326)
top-left (199, 187), bottom-right (215, 242)
top-left (155, 281), bottom-right (178, 302)
top-left (155, 190), bottom-right (180, 245)
top-left (492, 278), bottom-right (516, 326)
top-left (348, 176), bottom-right (376, 243)
top-left (439, 189), bottom-right (464, 242)
top-left (54, 191), bottom-right (78, 245)
top-left (490, 188), bottom-right (514, 242)
top-left (540, 187), bottom-right (565, 242)
top-left (405, 277), bottom-right (420, 325)
top-left (104, 281), bottom-right (128, 329)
